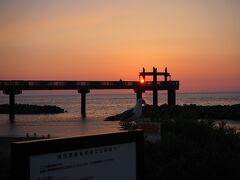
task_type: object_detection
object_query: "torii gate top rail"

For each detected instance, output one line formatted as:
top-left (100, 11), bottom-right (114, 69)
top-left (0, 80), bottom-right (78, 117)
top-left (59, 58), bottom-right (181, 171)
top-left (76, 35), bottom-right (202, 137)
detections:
top-left (0, 80), bottom-right (179, 91)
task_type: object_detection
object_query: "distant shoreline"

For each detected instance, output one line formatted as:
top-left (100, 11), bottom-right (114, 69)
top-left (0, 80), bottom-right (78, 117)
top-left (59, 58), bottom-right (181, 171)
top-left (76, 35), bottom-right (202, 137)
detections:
top-left (0, 104), bottom-right (66, 114)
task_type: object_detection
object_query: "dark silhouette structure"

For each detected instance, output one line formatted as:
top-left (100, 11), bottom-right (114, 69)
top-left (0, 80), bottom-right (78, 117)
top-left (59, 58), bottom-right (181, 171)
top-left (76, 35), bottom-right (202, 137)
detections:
top-left (2, 89), bottom-right (22, 120)
top-left (0, 67), bottom-right (179, 120)
top-left (139, 67), bottom-right (174, 106)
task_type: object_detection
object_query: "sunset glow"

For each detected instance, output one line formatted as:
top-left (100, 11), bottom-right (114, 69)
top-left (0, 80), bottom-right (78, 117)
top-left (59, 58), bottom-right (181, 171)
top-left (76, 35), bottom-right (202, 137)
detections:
top-left (140, 79), bottom-right (145, 84)
top-left (0, 0), bottom-right (240, 92)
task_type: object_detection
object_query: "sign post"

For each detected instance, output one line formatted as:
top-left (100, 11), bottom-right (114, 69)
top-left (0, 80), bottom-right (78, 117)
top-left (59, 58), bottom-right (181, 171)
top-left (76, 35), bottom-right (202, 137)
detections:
top-left (11, 130), bottom-right (144, 180)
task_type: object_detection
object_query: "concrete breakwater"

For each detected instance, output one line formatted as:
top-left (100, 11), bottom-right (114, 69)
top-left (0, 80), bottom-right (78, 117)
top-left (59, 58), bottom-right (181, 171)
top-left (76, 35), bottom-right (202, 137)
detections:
top-left (0, 104), bottom-right (65, 114)
top-left (106, 104), bottom-right (240, 121)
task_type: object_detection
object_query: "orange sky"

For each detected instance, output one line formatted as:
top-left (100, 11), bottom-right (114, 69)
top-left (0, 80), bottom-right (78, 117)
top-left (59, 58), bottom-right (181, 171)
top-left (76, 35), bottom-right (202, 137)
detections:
top-left (0, 0), bottom-right (239, 92)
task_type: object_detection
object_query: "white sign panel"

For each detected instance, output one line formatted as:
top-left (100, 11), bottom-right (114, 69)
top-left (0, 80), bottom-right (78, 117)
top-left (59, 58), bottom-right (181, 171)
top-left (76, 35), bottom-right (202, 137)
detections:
top-left (30, 142), bottom-right (136, 180)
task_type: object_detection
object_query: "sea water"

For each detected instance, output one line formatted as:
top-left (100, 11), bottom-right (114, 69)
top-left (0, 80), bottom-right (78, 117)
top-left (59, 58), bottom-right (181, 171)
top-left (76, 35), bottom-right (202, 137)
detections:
top-left (0, 92), bottom-right (239, 137)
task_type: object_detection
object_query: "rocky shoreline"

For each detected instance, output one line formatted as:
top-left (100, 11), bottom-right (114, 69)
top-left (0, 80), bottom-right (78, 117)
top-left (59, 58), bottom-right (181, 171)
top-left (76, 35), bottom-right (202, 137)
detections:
top-left (0, 104), bottom-right (66, 114)
top-left (106, 104), bottom-right (240, 121)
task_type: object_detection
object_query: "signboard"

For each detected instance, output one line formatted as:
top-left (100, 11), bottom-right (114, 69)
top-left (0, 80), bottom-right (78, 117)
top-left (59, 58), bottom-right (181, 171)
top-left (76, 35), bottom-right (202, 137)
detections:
top-left (11, 130), bottom-right (144, 180)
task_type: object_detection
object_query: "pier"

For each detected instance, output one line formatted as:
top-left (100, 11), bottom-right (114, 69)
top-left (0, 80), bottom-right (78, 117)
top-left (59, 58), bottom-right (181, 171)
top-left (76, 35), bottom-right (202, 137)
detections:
top-left (0, 67), bottom-right (179, 120)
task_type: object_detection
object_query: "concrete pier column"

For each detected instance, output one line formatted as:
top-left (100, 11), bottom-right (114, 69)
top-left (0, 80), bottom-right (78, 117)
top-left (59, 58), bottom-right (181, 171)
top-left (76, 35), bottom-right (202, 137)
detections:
top-left (153, 67), bottom-right (158, 106)
top-left (168, 89), bottom-right (176, 105)
top-left (135, 90), bottom-right (142, 101)
top-left (78, 89), bottom-right (90, 118)
top-left (9, 93), bottom-right (15, 120)
top-left (3, 89), bottom-right (22, 120)
top-left (136, 91), bottom-right (142, 100)
top-left (134, 87), bottom-right (145, 102)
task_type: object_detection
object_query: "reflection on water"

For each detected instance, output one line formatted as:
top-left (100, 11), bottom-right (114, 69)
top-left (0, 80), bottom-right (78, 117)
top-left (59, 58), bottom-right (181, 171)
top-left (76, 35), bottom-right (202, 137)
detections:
top-left (0, 114), bottom-right (120, 137)
top-left (0, 92), bottom-right (239, 137)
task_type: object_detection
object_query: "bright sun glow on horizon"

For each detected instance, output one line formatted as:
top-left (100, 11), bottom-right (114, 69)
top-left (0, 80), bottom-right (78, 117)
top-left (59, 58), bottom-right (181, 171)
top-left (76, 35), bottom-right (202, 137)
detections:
top-left (140, 79), bottom-right (145, 84)
top-left (0, 0), bottom-right (240, 92)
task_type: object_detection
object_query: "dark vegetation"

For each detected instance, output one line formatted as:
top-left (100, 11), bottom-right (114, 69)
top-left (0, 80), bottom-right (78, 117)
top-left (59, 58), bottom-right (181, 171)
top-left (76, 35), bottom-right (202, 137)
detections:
top-left (0, 104), bottom-right (65, 114)
top-left (118, 104), bottom-right (240, 179)
top-left (143, 118), bottom-right (240, 180)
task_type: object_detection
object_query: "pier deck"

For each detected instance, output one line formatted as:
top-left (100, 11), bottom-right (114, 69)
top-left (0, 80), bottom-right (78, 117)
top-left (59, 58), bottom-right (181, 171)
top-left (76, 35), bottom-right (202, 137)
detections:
top-left (0, 67), bottom-right (180, 120)
top-left (0, 80), bottom-right (179, 91)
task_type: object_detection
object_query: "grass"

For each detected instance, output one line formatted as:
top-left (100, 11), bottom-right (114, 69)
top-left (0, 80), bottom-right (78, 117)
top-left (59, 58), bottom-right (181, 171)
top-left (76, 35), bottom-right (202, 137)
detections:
top-left (140, 118), bottom-right (240, 180)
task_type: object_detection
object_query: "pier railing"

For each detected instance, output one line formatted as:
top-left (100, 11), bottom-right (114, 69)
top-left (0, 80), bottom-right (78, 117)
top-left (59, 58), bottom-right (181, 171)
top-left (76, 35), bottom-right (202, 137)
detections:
top-left (0, 80), bottom-right (179, 91)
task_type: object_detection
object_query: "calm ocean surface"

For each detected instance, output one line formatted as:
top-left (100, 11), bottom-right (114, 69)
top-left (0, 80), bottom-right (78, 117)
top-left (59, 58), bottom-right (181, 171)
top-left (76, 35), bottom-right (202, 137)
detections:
top-left (0, 92), bottom-right (240, 137)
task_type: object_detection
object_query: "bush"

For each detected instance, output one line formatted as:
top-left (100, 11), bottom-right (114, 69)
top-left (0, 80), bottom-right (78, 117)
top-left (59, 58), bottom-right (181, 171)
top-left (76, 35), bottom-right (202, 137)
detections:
top-left (144, 118), bottom-right (240, 180)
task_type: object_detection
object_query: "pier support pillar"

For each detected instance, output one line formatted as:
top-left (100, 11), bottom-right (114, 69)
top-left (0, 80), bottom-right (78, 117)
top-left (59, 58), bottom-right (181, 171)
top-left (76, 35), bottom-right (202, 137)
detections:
top-left (153, 89), bottom-right (158, 106)
top-left (168, 89), bottom-right (176, 105)
top-left (78, 89), bottom-right (90, 118)
top-left (136, 91), bottom-right (142, 100)
top-left (134, 89), bottom-right (142, 101)
top-left (134, 88), bottom-right (145, 102)
top-left (153, 67), bottom-right (158, 106)
top-left (3, 89), bottom-right (22, 121)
